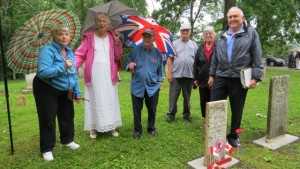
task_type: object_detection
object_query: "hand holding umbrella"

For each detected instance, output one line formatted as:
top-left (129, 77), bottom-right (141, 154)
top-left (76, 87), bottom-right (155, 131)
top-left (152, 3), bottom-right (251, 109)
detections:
top-left (65, 60), bottom-right (73, 68)
top-left (128, 62), bottom-right (136, 73)
top-left (113, 30), bottom-right (121, 43)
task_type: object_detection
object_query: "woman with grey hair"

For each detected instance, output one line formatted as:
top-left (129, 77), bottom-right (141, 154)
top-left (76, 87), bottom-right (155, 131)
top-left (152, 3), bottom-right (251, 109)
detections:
top-left (193, 26), bottom-right (216, 128)
top-left (33, 25), bottom-right (82, 161)
top-left (75, 12), bottom-right (123, 139)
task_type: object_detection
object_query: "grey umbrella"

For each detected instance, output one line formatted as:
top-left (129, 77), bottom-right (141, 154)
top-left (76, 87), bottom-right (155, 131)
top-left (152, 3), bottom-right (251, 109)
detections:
top-left (82, 0), bottom-right (138, 35)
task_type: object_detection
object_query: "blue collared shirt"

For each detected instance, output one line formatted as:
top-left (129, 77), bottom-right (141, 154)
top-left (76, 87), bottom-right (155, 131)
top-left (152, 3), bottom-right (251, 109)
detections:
top-left (126, 46), bottom-right (164, 98)
top-left (227, 27), bottom-right (244, 63)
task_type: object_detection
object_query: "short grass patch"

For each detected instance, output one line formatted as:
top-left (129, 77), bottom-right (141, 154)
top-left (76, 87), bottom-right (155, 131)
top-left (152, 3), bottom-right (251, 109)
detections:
top-left (0, 68), bottom-right (299, 169)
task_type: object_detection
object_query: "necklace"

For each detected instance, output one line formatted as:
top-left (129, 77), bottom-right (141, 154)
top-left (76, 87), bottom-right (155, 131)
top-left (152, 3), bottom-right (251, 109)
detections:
top-left (61, 49), bottom-right (67, 59)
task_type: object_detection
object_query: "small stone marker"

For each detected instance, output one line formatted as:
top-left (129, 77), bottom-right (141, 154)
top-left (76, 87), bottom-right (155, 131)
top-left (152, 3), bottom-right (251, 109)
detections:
top-left (266, 75), bottom-right (289, 142)
top-left (253, 75), bottom-right (299, 150)
top-left (25, 73), bottom-right (35, 90)
top-left (17, 95), bottom-right (26, 106)
top-left (204, 100), bottom-right (227, 166)
top-left (187, 100), bottom-right (239, 169)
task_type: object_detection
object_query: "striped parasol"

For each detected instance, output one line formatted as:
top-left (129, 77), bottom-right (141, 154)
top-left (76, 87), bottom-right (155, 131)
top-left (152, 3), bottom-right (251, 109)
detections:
top-left (6, 9), bottom-right (81, 74)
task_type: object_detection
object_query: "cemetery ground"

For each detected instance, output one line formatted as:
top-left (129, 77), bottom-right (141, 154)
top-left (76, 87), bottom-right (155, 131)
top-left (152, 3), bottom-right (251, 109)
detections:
top-left (0, 68), bottom-right (299, 169)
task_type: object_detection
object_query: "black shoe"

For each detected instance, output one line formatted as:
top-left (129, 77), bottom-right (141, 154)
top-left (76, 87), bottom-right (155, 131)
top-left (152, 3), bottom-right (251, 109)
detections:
top-left (133, 131), bottom-right (141, 139)
top-left (227, 137), bottom-right (239, 147)
top-left (148, 130), bottom-right (158, 136)
top-left (166, 116), bottom-right (175, 123)
top-left (183, 116), bottom-right (193, 122)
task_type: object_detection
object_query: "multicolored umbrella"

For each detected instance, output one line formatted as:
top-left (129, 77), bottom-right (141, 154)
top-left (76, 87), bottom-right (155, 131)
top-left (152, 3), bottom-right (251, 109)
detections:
top-left (115, 15), bottom-right (176, 63)
top-left (82, 0), bottom-right (138, 35)
top-left (6, 9), bottom-right (81, 74)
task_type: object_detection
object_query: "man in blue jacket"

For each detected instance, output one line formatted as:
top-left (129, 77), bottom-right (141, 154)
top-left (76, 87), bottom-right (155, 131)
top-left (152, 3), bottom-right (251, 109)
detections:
top-left (208, 7), bottom-right (263, 147)
top-left (126, 28), bottom-right (164, 139)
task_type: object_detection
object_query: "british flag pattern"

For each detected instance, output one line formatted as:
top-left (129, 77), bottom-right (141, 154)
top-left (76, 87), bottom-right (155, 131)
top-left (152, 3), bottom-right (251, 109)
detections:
top-left (115, 15), bottom-right (176, 63)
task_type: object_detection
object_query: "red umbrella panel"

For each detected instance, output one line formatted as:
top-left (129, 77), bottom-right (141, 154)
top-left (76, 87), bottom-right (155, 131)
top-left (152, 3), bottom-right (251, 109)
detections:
top-left (115, 15), bottom-right (176, 63)
top-left (6, 9), bottom-right (81, 74)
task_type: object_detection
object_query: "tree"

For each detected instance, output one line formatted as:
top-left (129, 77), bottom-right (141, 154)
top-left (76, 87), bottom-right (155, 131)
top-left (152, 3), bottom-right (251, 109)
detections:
top-left (223, 0), bottom-right (236, 29)
top-left (151, 0), bottom-right (300, 57)
top-left (151, 0), bottom-right (220, 41)
top-left (238, 0), bottom-right (300, 56)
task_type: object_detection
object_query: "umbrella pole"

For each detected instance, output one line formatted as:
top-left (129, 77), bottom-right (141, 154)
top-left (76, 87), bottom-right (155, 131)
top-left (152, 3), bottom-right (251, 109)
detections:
top-left (0, 17), bottom-right (14, 155)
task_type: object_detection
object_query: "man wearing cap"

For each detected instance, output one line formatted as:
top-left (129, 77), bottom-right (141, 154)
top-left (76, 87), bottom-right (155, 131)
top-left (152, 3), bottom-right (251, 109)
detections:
top-left (166, 23), bottom-right (198, 123)
top-left (125, 28), bottom-right (164, 139)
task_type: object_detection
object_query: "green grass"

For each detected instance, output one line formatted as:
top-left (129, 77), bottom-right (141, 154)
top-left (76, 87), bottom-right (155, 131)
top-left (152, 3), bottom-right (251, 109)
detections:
top-left (0, 68), bottom-right (300, 169)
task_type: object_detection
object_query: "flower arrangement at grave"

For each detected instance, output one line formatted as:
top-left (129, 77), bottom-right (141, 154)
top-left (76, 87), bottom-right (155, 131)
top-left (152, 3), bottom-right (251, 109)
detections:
top-left (207, 128), bottom-right (245, 168)
top-left (207, 139), bottom-right (235, 169)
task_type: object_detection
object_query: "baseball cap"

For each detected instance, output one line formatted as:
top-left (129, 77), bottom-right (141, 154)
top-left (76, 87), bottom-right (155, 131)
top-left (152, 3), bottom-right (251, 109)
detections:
top-left (180, 23), bottom-right (191, 30)
top-left (142, 28), bottom-right (155, 36)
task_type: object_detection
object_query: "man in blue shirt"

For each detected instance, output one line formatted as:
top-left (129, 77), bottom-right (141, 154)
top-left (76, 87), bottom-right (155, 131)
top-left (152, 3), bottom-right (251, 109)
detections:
top-left (126, 28), bottom-right (164, 139)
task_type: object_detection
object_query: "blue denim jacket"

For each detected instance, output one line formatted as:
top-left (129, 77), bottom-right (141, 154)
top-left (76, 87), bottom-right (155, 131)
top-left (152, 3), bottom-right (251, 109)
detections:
top-left (37, 42), bottom-right (82, 97)
top-left (126, 46), bottom-right (164, 98)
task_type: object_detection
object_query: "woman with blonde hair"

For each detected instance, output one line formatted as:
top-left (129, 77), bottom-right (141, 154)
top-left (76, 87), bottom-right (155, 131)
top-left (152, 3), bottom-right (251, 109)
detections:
top-left (33, 25), bottom-right (82, 161)
top-left (75, 12), bottom-right (122, 139)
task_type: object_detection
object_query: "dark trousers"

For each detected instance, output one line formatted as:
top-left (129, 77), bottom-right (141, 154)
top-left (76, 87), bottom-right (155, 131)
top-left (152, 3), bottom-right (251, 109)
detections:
top-left (168, 78), bottom-right (193, 117)
top-left (33, 76), bottom-right (75, 153)
top-left (199, 87), bottom-right (211, 118)
top-left (131, 90), bottom-right (159, 133)
top-left (210, 77), bottom-right (248, 139)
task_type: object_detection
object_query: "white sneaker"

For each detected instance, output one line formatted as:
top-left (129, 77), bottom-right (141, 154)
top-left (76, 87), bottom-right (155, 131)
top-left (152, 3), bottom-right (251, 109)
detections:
top-left (61, 141), bottom-right (80, 150)
top-left (42, 151), bottom-right (54, 161)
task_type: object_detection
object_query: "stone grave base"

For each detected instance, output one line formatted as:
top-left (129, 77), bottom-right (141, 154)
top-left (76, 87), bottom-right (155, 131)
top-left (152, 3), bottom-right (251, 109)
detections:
top-left (187, 155), bottom-right (239, 169)
top-left (253, 134), bottom-right (299, 150)
top-left (21, 89), bottom-right (33, 93)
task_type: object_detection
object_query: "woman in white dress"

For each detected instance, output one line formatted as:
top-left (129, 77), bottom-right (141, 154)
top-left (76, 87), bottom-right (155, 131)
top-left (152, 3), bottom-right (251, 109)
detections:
top-left (75, 13), bottom-right (122, 138)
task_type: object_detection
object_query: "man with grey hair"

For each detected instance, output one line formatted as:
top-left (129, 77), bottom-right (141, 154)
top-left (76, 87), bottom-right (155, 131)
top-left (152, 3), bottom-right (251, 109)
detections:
top-left (208, 7), bottom-right (263, 147)
top-left (166, 23), bottom-right (198, 123)
top-left (126, 28), bottom-right (164, 139)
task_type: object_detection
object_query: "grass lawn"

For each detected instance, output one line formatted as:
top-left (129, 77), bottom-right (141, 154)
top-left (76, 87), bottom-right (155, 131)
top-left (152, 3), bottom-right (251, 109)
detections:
top-left (0, 68), bottom-right (299, 169)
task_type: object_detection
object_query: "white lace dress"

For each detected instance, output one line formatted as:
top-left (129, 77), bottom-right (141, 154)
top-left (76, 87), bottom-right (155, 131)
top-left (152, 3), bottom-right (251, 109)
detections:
top-left (84, 34), bottom-right (122, 132)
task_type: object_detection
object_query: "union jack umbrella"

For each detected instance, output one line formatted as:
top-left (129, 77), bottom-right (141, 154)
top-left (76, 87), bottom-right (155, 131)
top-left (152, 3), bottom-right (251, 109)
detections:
top-left (115, 15), bottom-right (176, 63)
top-left (6, 9), bottom-right (81, 74)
